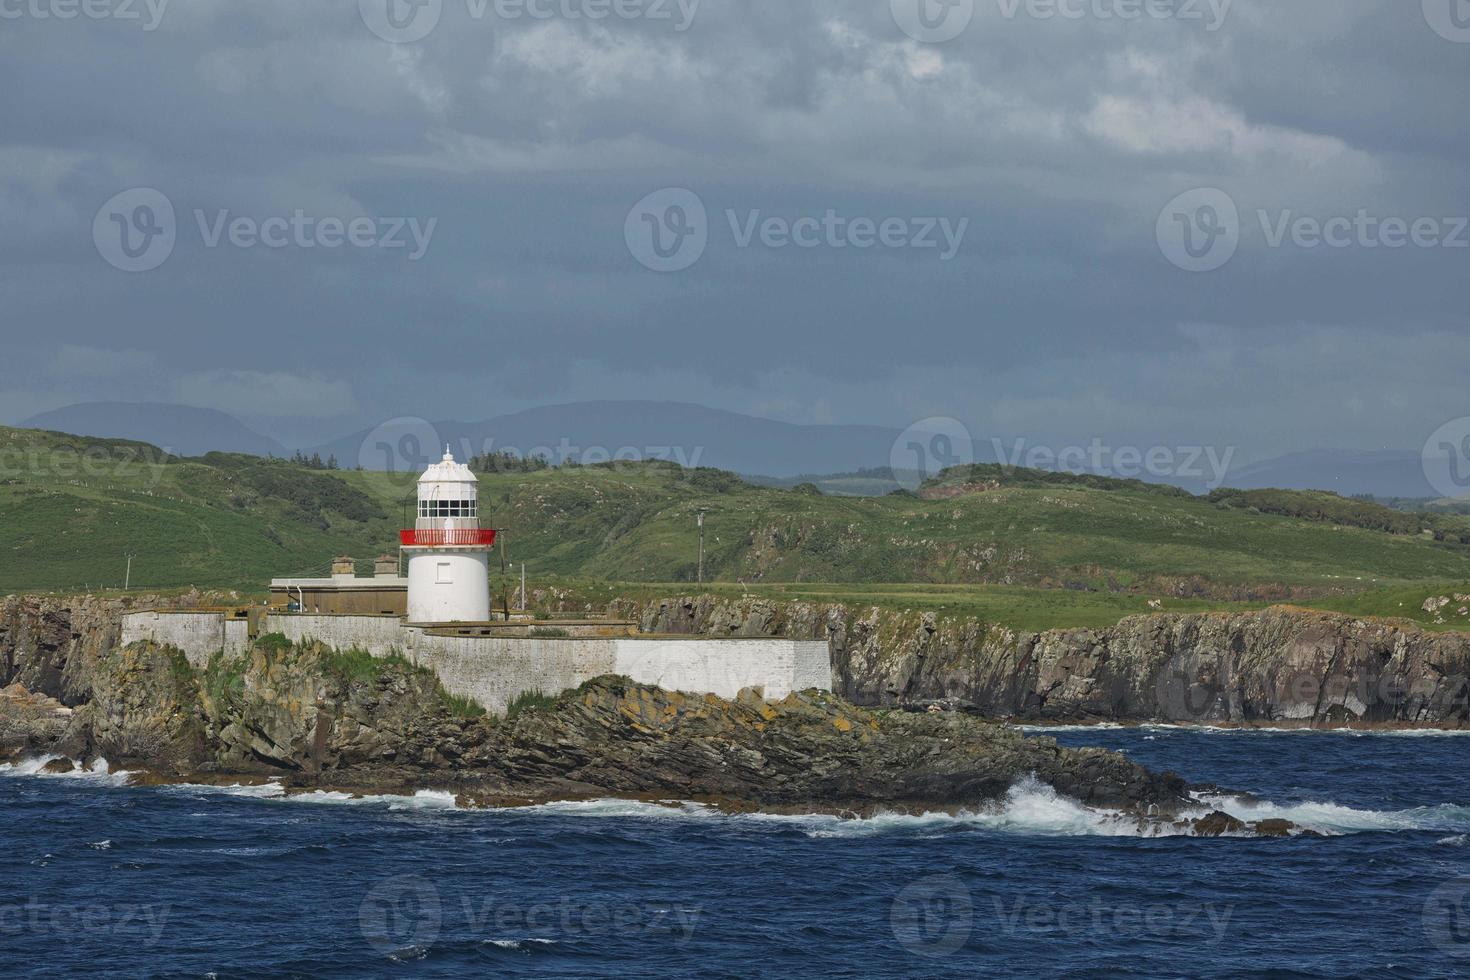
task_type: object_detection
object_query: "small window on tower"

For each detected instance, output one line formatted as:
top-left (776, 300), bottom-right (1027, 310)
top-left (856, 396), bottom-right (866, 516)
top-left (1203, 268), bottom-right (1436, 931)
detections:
top-left (436, 562), bottom-right (453, 585)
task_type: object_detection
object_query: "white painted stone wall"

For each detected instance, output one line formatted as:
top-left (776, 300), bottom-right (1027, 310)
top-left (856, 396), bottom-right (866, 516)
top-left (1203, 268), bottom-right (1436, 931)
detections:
top-left (613, 639), bottom-right (830, 701)
top-left (408, 633), bottom-right (619, 715)
top-left (121, 611), bottom-right (250, 668)
top-left (119, 611), bottom-right (834, 716)
top-left (265, 615), bottom-right (408, 658)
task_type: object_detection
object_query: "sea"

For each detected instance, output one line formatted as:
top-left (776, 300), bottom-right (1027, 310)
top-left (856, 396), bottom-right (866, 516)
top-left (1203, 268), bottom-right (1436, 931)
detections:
top-left (3, 727), bottom-right (1469, 978)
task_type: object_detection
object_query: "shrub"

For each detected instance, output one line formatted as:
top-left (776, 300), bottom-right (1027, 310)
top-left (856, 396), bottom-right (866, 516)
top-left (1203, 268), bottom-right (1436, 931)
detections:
top-left (506, 689), bottom-right (558, 719)
top-left (441, 692), bottom-right (488, 719)
top-left (255, 632), bottom-right (293, 654)
top-left (320, 647), bottom-right (384, 684)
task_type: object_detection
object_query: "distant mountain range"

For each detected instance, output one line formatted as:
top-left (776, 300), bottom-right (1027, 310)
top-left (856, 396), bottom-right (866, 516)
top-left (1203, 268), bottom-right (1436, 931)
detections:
top-left (14, 400), bottom-right (1448, 499)
top-left (20, 402), bottom-right (286, 459)
top-left (1222, 449), bottom-right (1437, 500)
top-left (308, 401), bottom-right (906, 480)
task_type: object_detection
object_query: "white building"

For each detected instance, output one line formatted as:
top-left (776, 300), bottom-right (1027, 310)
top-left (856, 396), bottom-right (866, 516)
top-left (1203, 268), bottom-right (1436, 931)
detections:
top-left (402, 448), bottom-right (494, 624)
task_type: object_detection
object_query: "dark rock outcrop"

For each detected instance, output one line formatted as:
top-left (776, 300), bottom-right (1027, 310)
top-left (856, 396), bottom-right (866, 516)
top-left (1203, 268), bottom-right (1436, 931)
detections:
top-left (0, 602), bottom-right (1314, 833)
top-left (465, 679), bottom-right (1189, 816)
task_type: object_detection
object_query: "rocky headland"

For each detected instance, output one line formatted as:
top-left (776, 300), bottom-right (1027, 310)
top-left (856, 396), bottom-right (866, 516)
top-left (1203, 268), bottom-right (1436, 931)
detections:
top-left (0, 593), bottom-right (1313, 836)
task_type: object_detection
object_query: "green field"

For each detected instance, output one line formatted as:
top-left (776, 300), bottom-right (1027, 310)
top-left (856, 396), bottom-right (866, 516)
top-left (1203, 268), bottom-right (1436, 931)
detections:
top-left (4, 425), bottom-right (1470, 632)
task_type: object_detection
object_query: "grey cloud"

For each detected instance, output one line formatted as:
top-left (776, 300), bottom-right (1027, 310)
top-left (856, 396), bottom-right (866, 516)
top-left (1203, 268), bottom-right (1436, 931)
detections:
top-left (0, 0), bottom-right (1464, 460)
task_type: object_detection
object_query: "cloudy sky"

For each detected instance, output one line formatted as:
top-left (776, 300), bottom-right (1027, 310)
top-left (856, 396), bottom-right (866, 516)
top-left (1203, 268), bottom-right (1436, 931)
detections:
top-left (1, 0), bottom-right (1466, 458)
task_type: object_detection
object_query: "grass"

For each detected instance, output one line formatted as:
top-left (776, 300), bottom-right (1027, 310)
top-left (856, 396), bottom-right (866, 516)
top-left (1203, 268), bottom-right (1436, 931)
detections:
top-left (7, 424), bottom-right (1470, 632)
top-left (441, 692), bottom-right (488, 719)
top-left (506, 689), bottom-right (558, 719)
top-left (1306, 583), bottom-right (1470, 632)
top-left (318, 646), bottom-right (420, 684)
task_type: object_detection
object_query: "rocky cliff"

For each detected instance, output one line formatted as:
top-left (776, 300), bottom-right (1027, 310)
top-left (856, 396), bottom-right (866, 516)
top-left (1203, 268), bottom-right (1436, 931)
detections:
top-left (1, 608), bottom-right (1252, 830)
top-left (600, 596), bottom-right (1470, 728)
top-left (8, 592), bottom-right (1469, 731)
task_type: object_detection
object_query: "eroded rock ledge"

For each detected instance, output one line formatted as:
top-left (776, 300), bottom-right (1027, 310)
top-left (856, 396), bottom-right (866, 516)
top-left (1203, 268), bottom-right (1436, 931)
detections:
top-left (0, 628), bottom-right (1296, 836)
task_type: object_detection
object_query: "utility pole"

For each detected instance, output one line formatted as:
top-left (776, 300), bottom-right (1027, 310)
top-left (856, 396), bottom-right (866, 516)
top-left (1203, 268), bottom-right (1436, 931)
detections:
top-left (697, 510), bottom-right (706, 585)
top-left (124, 554), bottom-right (133, 591)
top-left (520, 563), bottom-right (527, 612)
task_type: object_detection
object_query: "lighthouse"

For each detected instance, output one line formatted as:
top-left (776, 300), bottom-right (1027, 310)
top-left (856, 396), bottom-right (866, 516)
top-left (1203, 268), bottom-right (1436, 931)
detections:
top-left (401, 448), bottom-right (495, 623)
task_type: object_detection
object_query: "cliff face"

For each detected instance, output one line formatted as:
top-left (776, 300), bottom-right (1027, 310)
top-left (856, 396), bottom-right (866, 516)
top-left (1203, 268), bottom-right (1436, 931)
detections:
top-left (0, 616), bottom-right (1215, 827)
top-left (607, 596), bottom-right (1470, 728)
top-left (4, 591), bottom-right (1468, 731)
top-left (0, 593), bottom-right (209, 707)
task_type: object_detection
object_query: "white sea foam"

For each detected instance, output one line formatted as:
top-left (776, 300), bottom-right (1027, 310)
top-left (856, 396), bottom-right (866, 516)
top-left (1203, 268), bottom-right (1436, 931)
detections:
top-left (168, 782), bottom-right (460, 811)
top-left (283, 789), bottom-right (460, 811)
top-left (0, 756), bottom-right (134, 785)
top-left (484, 939), bottom-right (558, 950)
top-left (6, 754), bottom-right (1465, 841)
top-left (1194, 792), bottom-right (1470, 836)
top-left (169, 781), bottom-right (286, 800)
top-left (508, 780), bottom-right (1203, 839)
top-left (505, 780), bottom-right (1470, 840)
top-left (0, 755), bottom-right (62, 776)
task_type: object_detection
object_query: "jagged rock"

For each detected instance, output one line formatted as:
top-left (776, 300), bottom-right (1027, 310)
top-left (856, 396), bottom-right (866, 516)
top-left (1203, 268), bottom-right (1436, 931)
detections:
top-left (1251, 819), bottom-right (1297, 838)
top-left (0, 682), bottom-right (78, 756)
top-left (447, 677), bottom-right (1192, 817)
top-left (1192, 811), bottom-right (1247, 836)
top-left (0, 617), bottom-right (1316, 835)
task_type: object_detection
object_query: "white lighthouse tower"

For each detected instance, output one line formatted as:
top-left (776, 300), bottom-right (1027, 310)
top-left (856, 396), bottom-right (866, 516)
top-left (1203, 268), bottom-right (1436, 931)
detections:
top-left (402, 448), bottom-right (494, 624)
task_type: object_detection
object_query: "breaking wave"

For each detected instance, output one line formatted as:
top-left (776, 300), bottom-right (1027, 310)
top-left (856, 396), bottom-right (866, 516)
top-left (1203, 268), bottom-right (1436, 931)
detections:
top-left (6, 757), bottom-right (1468, 840)
top-left (1194, 792), bottom-right (1470, 836)
top-left (166, 781), bottom-right (460, 811)
top-left (0, 756), bottom-right (134, 786)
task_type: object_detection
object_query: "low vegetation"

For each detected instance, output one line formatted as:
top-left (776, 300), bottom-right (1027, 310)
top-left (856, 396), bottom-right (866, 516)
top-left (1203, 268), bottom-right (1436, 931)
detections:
top-left (7, 424), bottom-right (1470, 633)
top-left (505, 689), bottom-right (558, 719)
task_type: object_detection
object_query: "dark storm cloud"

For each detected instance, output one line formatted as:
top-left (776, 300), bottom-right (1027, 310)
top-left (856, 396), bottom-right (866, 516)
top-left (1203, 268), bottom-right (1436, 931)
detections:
top-left (0, 0), bottom-right (1465, 458)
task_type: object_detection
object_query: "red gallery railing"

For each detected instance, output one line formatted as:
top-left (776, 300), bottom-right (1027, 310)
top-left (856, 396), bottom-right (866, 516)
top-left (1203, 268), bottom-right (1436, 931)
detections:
top-left (399, 530), bottom-right (498, 547)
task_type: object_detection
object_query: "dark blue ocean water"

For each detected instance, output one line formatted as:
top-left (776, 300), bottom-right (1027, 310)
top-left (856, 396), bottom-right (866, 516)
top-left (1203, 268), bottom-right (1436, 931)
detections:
top-left (3, 727), bottom-right (1470, 978)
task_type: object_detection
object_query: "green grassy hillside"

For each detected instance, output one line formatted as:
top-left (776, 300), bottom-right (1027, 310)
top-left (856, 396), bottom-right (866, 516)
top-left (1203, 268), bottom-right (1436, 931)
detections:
top-left (4, 425), bottom-right (1470, 631)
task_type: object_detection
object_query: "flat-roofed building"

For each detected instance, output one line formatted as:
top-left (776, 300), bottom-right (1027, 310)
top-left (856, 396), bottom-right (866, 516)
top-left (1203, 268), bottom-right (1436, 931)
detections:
top-left (270, 554), bottom-right (408, 616)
